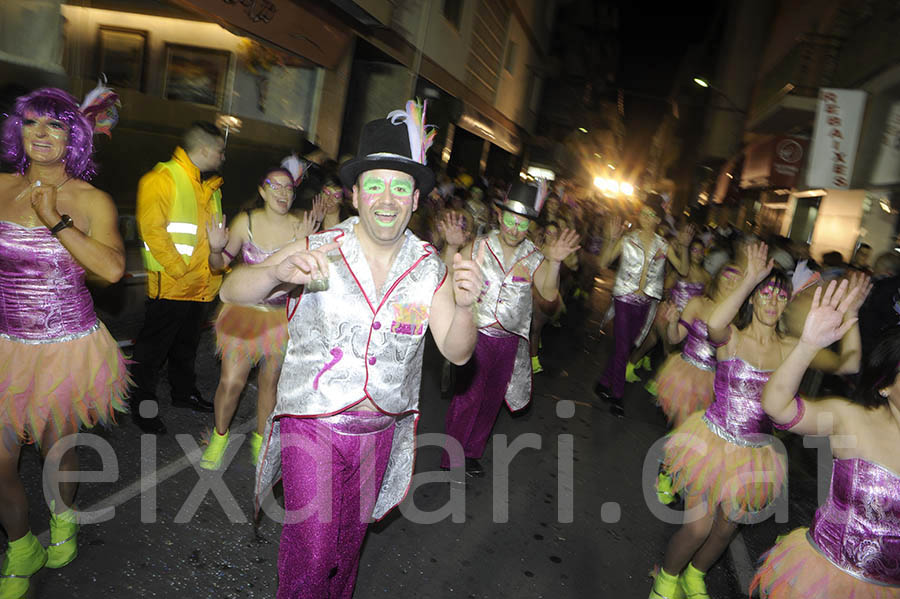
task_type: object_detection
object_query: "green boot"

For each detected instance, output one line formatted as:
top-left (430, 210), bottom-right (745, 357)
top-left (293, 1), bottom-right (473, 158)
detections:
top-left (649, 568), bottom-right (683, 599)
top-left (200, 428), bottom-right (230, 471)
top-left (679, 563), bottom-right (709, 599)
top-left (248, 431), bottom-right (263, 465)
top-left (645, 378), bottom-right (659, 396)
top-left (626, 361), bottom-right (642, 383)
top-left (0, 532), bottom-right (47, 599)
top-left (531, 355), bottom-right (544, 374)
top-left (641, 355), bottom-right (653, 371)
top-left (46, 501), bottom-right (78, 568)
top-left (656, 472), bottom-right (676, 505)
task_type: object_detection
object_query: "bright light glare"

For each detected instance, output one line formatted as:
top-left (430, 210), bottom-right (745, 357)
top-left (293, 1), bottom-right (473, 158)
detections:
top-left (527, 166), bottom-right (556, 180)
top-left (607, 163), bottom-right (616, 170)
top-left (578, 127), bottom-right (588, 133)
top-left (607, 180), bottom-right (620, 193)
top-left (621, 182), bottom-right (634, 196)
top-left (693, 77), bottom-right (709, 88)
top-left (593, 176), bottom-right (604, 189)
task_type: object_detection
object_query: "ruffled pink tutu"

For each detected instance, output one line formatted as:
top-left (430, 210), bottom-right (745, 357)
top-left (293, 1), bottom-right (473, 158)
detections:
top-left (0, 322), bottom-right (129, 444)
top-left (215, 303), bottom-right (288, 366)
top-left (655, 353), bottom-right (715, 427)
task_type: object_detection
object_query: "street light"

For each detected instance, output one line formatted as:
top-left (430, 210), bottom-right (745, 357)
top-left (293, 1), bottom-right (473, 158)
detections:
top-left (691, 76), bottom-right (745, 114)
top-left (621, 182), bottom-right (634, 196)
top-left (578, 127), bottom-right (589, 134)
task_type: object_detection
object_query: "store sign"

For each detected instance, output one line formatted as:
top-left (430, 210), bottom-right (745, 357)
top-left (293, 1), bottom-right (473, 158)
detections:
top-left (771, 136), bottom-right (808, 188)
top-left (807, 88), bottom-right (867, 189)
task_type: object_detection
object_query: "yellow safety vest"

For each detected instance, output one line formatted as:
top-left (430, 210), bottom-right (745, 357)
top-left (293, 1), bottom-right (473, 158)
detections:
top-left (141, 160), bottom-right (222, 272)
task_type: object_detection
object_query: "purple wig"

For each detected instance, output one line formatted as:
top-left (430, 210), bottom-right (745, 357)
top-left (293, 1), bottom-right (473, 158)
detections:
top-left (1, 87), bottom-right (96, 180)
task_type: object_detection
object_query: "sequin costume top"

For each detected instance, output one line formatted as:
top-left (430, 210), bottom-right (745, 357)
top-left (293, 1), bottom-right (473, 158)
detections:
top-left (679, 318), bottom-right (715, 371)
top-left (669, 280), bottom-right (705, 311)
top-left (702, 358), bottom-right (774, 447)
top-left (0, 222), bottom-right (97, 343)
top-left (242, 214), bottom-right (294, 306)
top-left (807, 458), bottom-right (900, 586)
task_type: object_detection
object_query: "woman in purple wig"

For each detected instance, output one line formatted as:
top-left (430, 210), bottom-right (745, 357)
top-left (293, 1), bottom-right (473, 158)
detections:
top-left (0, 86), bottom-right (127, 597)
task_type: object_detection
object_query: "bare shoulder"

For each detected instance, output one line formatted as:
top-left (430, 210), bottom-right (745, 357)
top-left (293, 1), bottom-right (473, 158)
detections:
top-left (71, 180), bottom-right (116, 213)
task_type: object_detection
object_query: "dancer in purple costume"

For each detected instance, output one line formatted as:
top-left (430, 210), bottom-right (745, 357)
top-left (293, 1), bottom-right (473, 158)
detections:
top-left (199, 156), bottom-right (321, 470)
top-left (655, 263), bottom-right (744, 427)
top-left (594, 194), bottom-right (693, 416)
top-left (649, 243), bottom-right (863, 599)
top-left (436, 181), bottom-right (580, 476)
top-left (0, 86), bottom-right (127, 597)
top-left (219, 101), bottom-right (484, 599)
top-left (752, 276), bottom-right (900, 598)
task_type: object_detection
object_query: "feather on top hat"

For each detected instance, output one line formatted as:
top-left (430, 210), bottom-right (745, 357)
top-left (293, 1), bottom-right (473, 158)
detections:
top-left (495, 179), bottom-right (548, 220)
top-left (340, 100), bottom-right (436, 195)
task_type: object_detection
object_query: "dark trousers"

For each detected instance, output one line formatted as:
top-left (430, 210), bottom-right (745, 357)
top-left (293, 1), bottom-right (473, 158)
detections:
top-left (130, 298), bottom-right (210, 407)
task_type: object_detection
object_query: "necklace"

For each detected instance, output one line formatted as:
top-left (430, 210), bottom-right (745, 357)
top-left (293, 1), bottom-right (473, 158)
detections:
top-left (13, 175), bottom-right (71, 204)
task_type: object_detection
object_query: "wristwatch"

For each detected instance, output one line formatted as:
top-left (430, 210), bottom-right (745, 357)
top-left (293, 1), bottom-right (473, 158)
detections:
top-left (50, 214), bottom-right (74, 235)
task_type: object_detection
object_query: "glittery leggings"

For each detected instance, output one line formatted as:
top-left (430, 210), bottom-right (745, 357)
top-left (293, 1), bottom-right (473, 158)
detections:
top-left (278, 412), bottom-right (395, 599)
top-left (598, 295), bottom-right (652, 399)
top-left (441, 331), bottom-right (519, 469)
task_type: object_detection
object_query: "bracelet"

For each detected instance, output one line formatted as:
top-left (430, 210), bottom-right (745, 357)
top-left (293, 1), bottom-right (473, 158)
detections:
top-left (772, 396), bottom-right (806, 430)
top-left (221, 248), bottom-right (234, 260)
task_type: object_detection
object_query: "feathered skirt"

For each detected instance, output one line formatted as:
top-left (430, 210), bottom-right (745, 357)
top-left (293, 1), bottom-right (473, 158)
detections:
top-left (655, 353), bottom-right (715, 427)
top-left (0, 322), bottom-right (129, 445)
top-left (751, 528), bottom-right (900, 598)
top-left (662, 412), bottom-right (787, 519)
top-left (215, 303), bottom-right (288, 366)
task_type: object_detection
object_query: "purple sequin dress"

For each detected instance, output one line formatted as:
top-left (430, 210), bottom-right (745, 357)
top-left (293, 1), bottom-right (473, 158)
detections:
top-left (669, 279), bottom-right (706, 311)
top-left (0, 221), bottom-right (128, 442)
top-left (663, 357), bottom-right (788, 516)
top-left (215, 235), bottom-right (291, 365)
top-left (655, 318), bottom-right (716, 425)
top-left (754, 458), bottom-right (900, 596)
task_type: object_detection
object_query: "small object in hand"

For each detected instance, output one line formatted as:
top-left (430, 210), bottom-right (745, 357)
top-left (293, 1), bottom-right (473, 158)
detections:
top-left (306, 274), bottom-right (329, 292)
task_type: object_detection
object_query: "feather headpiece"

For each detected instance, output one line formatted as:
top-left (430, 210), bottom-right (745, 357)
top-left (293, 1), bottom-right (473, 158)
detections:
top-left (534, 178), bottom-right (549, 215)
top-left (387, 99), bottom-right (436, 165)
top-left (280, 153), bottom-right (306, 186)
top-left (79, 76), bottom-right (121, 138)
top-left (790, 259), bottom-right (821, 298)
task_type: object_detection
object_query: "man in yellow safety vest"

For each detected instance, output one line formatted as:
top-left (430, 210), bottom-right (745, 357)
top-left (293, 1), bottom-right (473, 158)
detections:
top-left (131, 121), bottom-right (226, 434)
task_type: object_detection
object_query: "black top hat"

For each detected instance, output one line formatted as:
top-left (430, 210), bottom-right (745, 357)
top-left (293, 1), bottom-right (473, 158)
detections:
top-left (339, 106), bottom-right (436, 195)
top-left (494, 180), bottom-right (547, 220)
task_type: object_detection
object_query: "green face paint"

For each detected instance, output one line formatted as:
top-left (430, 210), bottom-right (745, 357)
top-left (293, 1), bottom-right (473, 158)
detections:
top-left (502, 212), bottom-right (529, 232)
top-left (361, 176), bottom-right (386, 195)
top-left (390, 179), bottom-right (413, 197)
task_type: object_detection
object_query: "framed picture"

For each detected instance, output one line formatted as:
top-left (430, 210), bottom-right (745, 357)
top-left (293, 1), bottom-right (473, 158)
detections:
top-left (163, 44), bottom-right (231, 108)
top-left (97, 26), bottom-right (147, 91)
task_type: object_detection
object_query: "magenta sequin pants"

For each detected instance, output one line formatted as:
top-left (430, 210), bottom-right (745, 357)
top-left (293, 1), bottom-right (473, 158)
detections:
top-left (598, 295), bottom-right (652, 399)
top-left (278, 412), bottom-right (395, 599)
top-left (441, 332), bottom-right (519, 469)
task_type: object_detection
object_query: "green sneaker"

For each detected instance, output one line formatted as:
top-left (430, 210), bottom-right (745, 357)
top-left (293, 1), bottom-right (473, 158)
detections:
top-left (0, 532), bottom-right (47, 599)
top-left (645, 379), bottom-right (659, 396)
top-left (46, 501), bottom-right (78, 569)
top-left (641, 355), bottom-right (653, 371)
top-left (649, 568), bottom-right (684, 599)
top-left (200, 429), bottom-right (230, 471)
top-left (678, 563), bottom-right (709, 599)
top-left (656, 472), bottom-right (676, 505)
top-left (249, 431), bottom-right (263, 465)
top-left (626, 361), bottom-right (642, 383)
top-left (531, 355), bottom-right (544, 374)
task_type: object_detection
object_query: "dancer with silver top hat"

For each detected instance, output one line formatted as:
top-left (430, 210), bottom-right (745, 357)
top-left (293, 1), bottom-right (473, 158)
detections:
top-left (219, 100), bottom-right (485, 599)
top-left (594, 194), bottom-right (694, 417)
top-left (437, 180), bottom-right (580, 476)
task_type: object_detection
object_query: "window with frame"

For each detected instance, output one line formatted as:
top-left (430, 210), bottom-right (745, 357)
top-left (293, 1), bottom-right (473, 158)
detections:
top-left (443, 0), bottom-right (463, 30)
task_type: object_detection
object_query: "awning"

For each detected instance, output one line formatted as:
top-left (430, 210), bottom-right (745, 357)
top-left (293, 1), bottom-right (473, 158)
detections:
top-left (456, 103), bottom-right (522, 155)
top-left (171, 0), bottom-right (351, 69)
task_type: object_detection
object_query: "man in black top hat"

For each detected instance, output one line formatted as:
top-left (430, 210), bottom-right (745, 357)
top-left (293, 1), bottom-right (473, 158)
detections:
top-left (437, 181), bottom-right (580, 476)
top-left (219, 101), bottom-right (485, 598)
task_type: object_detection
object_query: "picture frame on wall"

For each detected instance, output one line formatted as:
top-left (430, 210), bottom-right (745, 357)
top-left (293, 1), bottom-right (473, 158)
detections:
top-left (97, 26), bottom-right (147, 91)
top-left (163, 44), bottom-right (232, 108)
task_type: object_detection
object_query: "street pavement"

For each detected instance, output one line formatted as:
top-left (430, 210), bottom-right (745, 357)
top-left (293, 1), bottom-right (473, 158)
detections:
top-left (10, 276), bottom-right (826, 598)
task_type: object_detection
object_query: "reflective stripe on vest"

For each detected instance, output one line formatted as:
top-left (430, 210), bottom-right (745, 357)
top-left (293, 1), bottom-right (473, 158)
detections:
top-left (141, 160), bottom-right (222, 272)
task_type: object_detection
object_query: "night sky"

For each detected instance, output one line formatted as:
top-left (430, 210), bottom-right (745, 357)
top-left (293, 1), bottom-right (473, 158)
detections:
top-left (614, 0), bottom-right (723, 178)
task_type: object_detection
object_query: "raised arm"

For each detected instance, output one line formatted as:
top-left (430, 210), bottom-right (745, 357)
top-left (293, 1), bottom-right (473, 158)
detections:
top-left (219, 242), bottom-right (338, 305)
top-left (208, 212), bottom-right (246, 272)
top-left (534, 228), bottom-right (581, 302)
top-left (665, 223), bottom-right (694, 277)
top-left (707, 242), bottom-right (773, 344)
top-left (436, 211), bottom-right (471, 268)
top-left (762, 279), bottom-right (863, 435)
top-left (664, 296), bottom-right (702, 344)
top-left (429, 243), bottom-right (485, 365)
top-left (806, 271), bottom-right (870, 375)
top-left (598, 216), bottom-right (626, 269)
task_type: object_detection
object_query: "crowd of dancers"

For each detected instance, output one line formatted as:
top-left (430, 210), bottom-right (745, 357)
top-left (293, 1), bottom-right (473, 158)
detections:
top-left (0, 83), bottom-right (898, 599)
